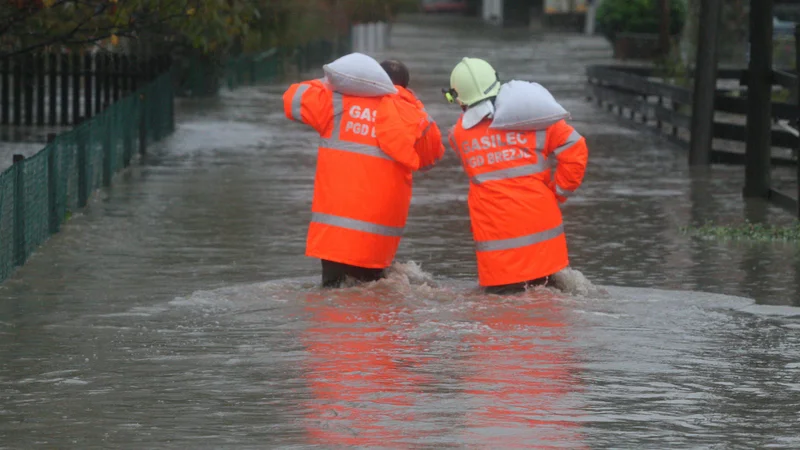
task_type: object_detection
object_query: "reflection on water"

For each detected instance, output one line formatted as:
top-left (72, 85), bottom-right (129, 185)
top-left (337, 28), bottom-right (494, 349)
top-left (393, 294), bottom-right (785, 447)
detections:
top-left (302, 287), bottom-right (433, 447)
top-left (459, 291), bottom-right (586, 449)
top-left (1, 262), bottom-right (800, 448)
top-left (301, 281), bottom-right (590, 449)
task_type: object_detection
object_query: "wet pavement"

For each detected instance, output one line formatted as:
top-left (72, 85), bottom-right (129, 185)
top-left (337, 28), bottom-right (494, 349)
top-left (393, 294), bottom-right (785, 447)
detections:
top-left (1, 14), bottom-right (800, 449)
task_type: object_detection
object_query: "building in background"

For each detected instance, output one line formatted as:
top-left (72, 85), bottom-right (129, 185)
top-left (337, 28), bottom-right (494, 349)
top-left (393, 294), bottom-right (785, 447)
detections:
top-left (470, 0), bottom-right (589, 30)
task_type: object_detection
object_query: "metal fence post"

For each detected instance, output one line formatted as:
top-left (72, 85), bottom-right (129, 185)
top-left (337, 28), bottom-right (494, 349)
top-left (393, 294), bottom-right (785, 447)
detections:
top-left (139, 93), bottom-right (147, 156)
top-left (76, 117), bottom-right (89, 207)
top-left (102, 106), bottom-right (113, 187)
top-left (168, 62), bottom-right (176, 133)
top-left (12, 154), bottom-right (26, 266)
top-left (249, 58), bottom-right (256, 85)
top-left (743, 0), bottom-right (774, 198)
top-left (46, 133), bottom-right (60, 234)
top-left (123, 107), bottom-right (132, 167)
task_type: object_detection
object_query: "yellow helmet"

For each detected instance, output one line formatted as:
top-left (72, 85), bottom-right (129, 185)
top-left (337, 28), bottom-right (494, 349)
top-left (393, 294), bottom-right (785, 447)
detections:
top-left (449, 57), bottom-right (500, 107)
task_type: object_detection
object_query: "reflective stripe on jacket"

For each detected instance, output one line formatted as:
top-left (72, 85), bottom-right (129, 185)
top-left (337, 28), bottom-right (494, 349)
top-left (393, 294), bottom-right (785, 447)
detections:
top-left (283, 79), bottom-right (418, 269)
top-left (449, 117), bottom-right (588, 286)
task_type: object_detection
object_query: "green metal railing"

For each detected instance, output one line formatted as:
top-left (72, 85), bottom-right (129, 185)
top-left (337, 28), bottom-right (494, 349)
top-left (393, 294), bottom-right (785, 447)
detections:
top-left (224, 36), bottom-right (352, 90)
top-left (0, 71), bottom-right (175, 284)
top-left (225, 48), bottom-right (283, 90)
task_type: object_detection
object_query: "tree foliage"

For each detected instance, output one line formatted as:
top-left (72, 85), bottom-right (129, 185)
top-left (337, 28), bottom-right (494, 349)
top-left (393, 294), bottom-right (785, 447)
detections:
top-left (0, 0), bottom-right (259, 57)
top-left (595, 0), bottom-right (687, 43)
top-left (341, 0), bottom-right (419, 23)
top-left (1, 0), bottom-right (417, 58)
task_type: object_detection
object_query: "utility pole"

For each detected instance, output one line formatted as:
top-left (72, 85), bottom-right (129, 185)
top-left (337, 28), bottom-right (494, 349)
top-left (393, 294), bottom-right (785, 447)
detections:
top-left (688, 0), bottom-right (723, 166)
top-left (658, 0), bottom-right (671, 56)
top-left (744, 0), bottom-right (774, 197)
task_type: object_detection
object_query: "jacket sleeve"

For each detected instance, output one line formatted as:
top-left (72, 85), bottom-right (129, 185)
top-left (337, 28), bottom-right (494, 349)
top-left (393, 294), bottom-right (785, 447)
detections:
top-left (282, 79), bottom-right (333, 135)
top-left (375, 95), bottom-right (421, 171)
top-left (407, 94), bottom-right (444, 172)
top-left (447, 126), bottom-right (459, 154)
top-left (546, 120), bottom-right (588, 203)
top-left (416, 114), bottom-right (446, 172)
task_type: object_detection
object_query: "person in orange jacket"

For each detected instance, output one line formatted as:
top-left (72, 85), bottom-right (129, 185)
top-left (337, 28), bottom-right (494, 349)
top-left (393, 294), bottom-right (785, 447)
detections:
top-left (378, 59), bottom-right (444, 172)
top-left (283, 53), bottom-right (445, 288)
top-left (445, 57), bottom-right (589, 294)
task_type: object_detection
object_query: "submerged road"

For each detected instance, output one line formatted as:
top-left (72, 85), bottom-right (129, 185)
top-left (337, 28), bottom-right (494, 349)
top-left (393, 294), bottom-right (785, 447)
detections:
top-left (1, 14), bottom-right (799, 449)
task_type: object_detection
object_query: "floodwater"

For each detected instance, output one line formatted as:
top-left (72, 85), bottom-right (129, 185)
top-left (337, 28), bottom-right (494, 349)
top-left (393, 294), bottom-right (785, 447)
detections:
top-left (2, 14), bottom-right (800, 449)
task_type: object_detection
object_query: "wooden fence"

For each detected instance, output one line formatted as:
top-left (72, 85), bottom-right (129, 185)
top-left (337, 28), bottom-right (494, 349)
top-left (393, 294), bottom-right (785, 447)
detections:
top-left (0, 52), bottom-right (171, 128)
top-left (586, 65), bottom-right (800, 217)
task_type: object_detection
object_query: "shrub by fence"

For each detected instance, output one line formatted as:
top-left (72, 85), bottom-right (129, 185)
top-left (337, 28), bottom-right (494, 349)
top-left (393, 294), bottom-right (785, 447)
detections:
top-left (0, 71), bottom-right (175, 284)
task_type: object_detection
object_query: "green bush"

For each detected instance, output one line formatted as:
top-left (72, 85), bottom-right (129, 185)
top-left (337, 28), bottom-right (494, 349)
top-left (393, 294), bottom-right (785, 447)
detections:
top-left (680, 221), bottom-right (800, 242)
top-left (597, 0), bottom-right (687, 43)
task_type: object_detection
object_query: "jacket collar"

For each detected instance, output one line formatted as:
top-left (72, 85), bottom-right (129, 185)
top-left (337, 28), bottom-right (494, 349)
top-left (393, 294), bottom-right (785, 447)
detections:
top-left (461, 100), bottom-right (494, 129)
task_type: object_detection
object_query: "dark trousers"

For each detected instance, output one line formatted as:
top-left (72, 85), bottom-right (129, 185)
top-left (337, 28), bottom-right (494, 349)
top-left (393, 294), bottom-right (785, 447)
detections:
top-left (321, 259), bottom-right (386, 288)
top-left (483, 276), bottom-right (550, 295)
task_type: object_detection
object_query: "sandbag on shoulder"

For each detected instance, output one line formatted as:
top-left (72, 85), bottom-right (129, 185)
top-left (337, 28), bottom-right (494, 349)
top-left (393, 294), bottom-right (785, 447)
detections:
top-left (323, 52), bottom-right (397, 97)
top-left (490, 80), bottom-right (570, 131)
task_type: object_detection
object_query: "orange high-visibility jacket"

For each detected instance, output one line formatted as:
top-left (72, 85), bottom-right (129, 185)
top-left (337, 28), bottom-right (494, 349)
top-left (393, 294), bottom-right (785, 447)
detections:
top-left (283, 79), bottom-right (442, 269)
top-left (377, 86), bottom-right (445, 172)
top-left (449, 117), bottom-right (588, 287)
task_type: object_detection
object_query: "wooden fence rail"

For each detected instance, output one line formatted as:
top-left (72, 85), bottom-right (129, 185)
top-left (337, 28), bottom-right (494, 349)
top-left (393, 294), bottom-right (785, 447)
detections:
top-left (586, 64), bottom-right (800, 217)
top-left (0, 53), bottom-right (171, 128)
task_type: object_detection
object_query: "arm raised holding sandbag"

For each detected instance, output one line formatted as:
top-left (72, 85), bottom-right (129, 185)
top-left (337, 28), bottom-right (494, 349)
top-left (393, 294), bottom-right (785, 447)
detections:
top-left (282, 79), bottom-right (334, 135)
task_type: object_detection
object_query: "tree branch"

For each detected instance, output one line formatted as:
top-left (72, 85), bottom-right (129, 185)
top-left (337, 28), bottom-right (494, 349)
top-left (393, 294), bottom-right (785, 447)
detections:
top-left (0, 6), bottom-right (190, 58)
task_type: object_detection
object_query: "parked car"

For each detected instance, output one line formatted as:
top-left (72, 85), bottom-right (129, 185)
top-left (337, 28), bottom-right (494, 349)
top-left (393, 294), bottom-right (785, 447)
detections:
top-left (421, 0), bottom-right (468, 14)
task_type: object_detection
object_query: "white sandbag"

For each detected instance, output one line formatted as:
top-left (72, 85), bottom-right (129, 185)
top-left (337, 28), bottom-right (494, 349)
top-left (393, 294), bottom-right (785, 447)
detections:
top-left (322, 52), bottom-right (397, 97)
top-left (490, 80), bottom-right (570, 131)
